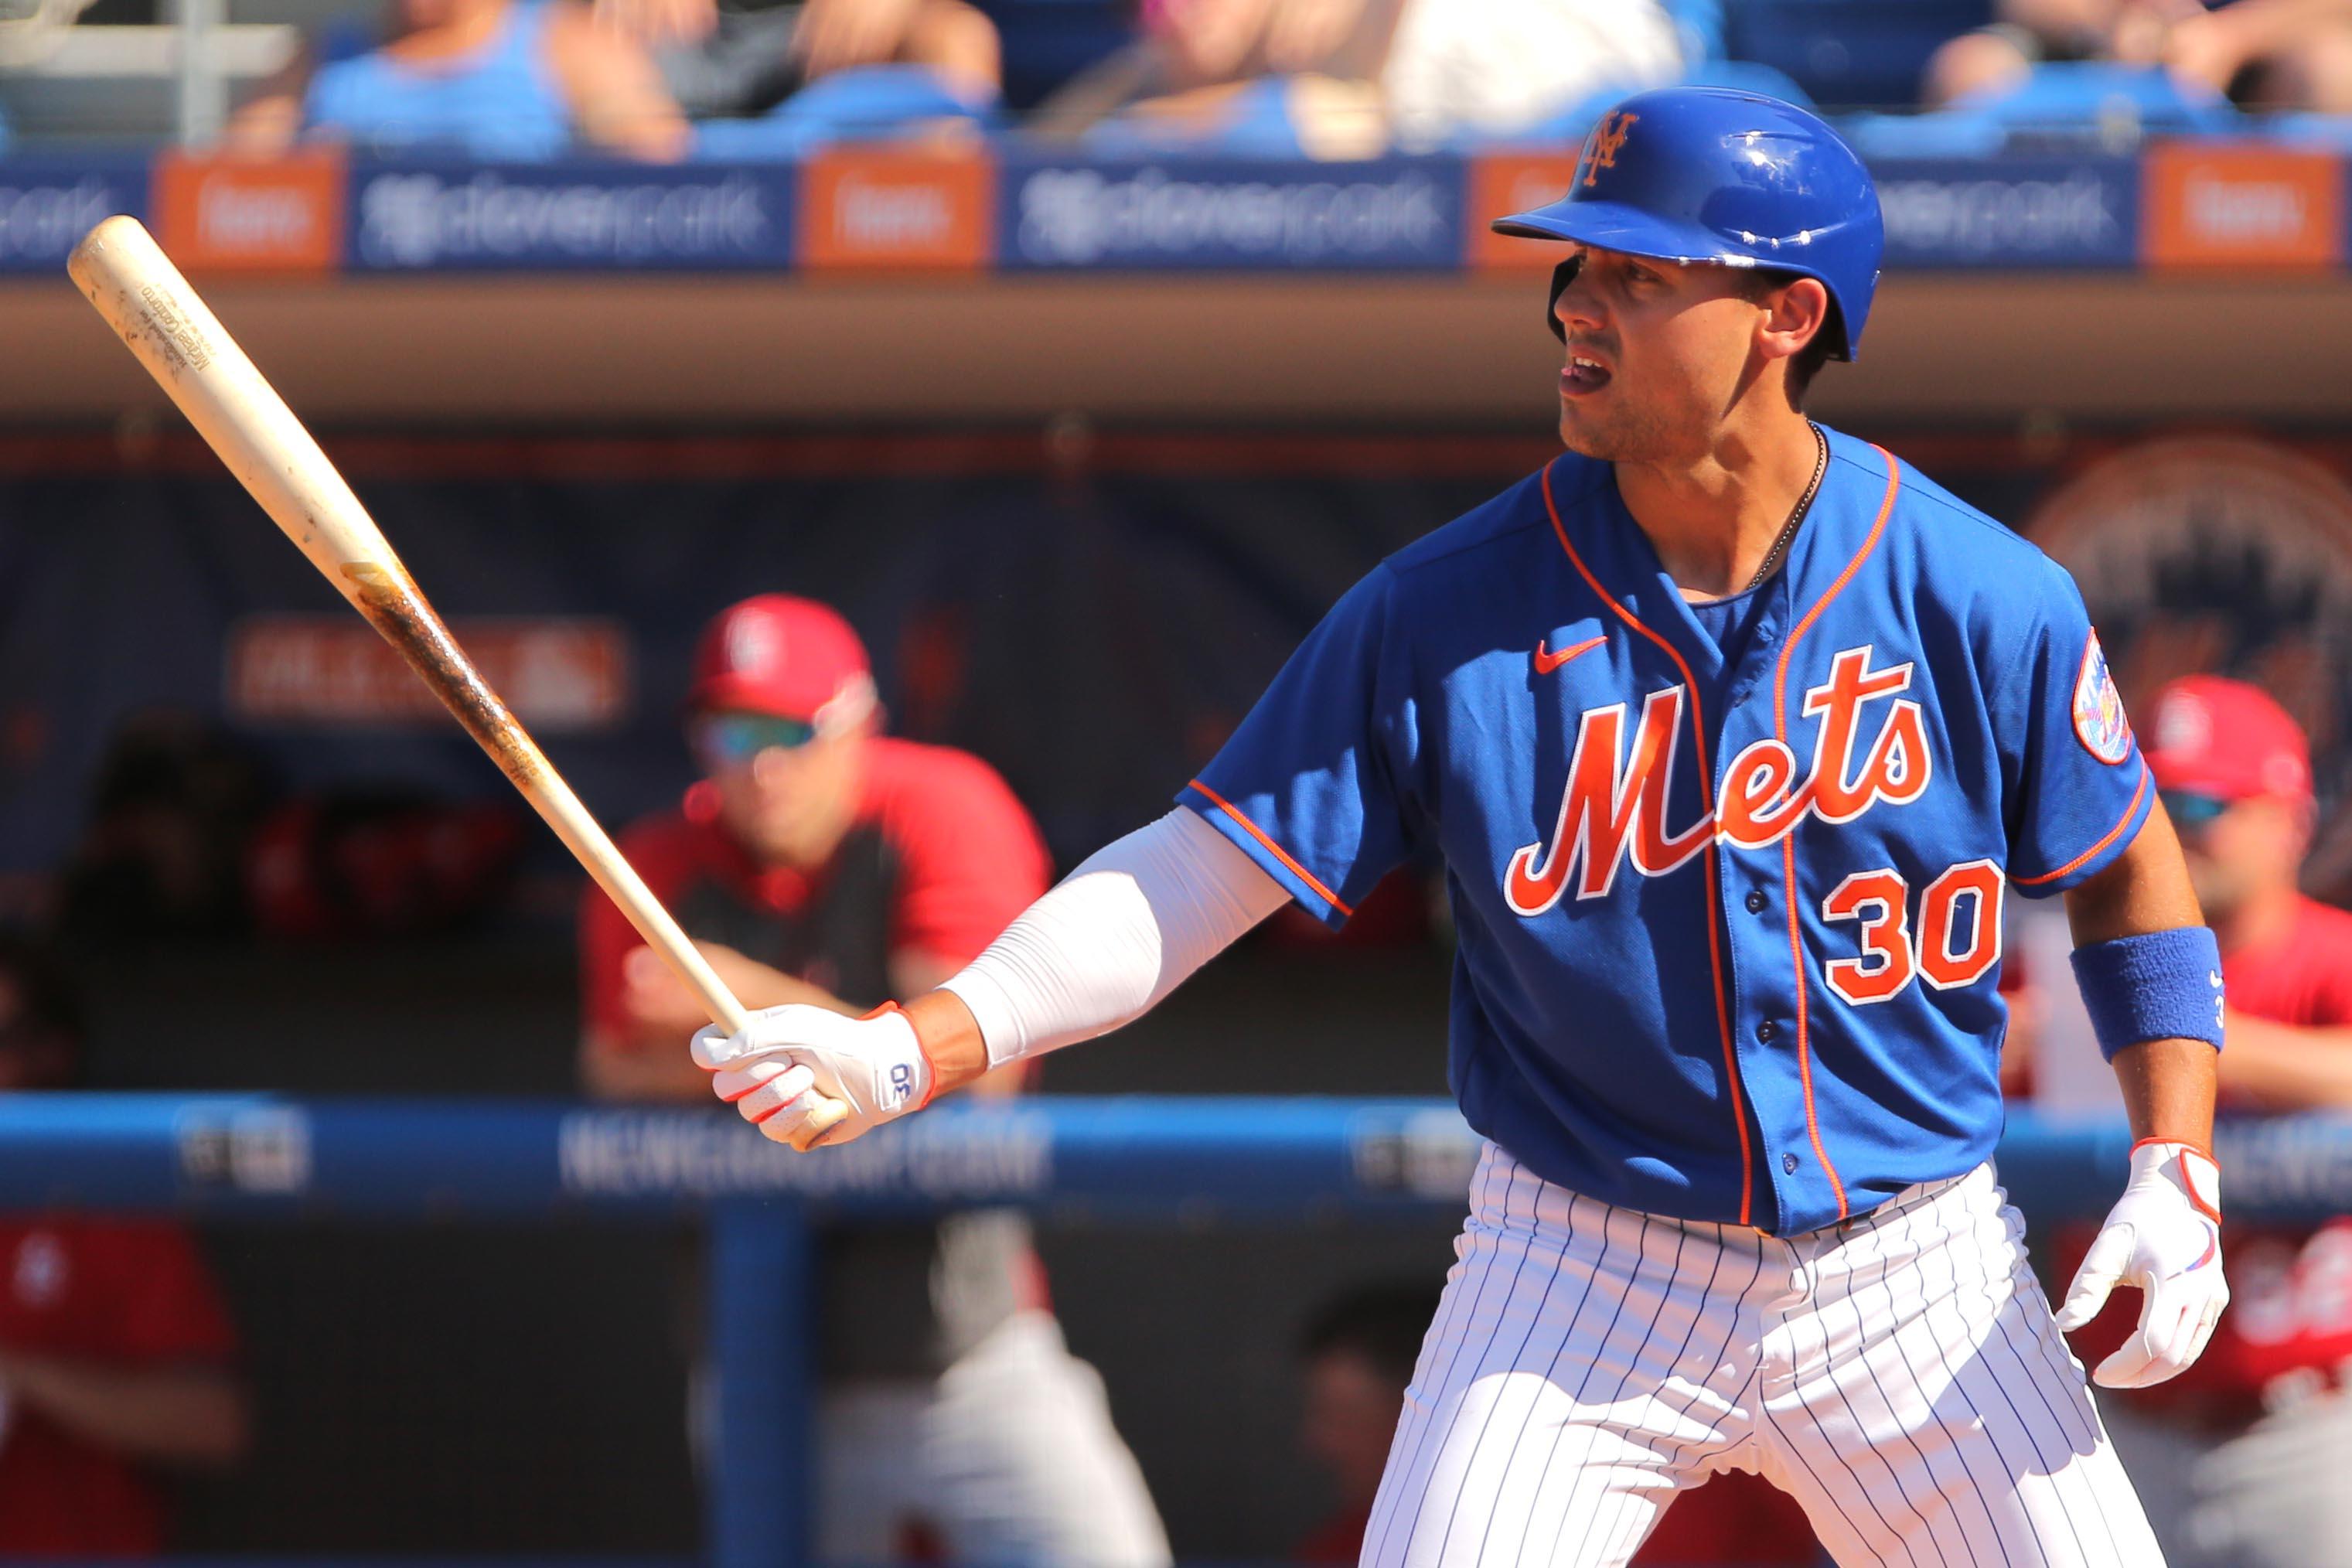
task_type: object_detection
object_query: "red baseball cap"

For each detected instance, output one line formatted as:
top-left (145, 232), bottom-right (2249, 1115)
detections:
top-left (687, 595), bottom-right (873, 723)
top-left (2144, 675), bottom-right (2312, 803)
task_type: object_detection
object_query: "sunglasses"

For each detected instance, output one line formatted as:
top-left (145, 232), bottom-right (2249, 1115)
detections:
top-left (693, 712), bottom-right (820, 767)
top-left (2160, 790), bottom-right (2234, 831)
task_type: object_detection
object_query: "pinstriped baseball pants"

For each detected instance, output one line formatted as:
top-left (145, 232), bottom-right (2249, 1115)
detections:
top-left (1361, 1144), bottom-right (2164, 1567)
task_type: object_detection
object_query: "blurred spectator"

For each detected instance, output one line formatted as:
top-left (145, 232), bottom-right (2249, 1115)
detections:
top-left (56, 714), bottom-right (267, 947)
top-left (1036, 0), bottom-right (1682, 157)
top-left (2057, 676), bottom-right (2352, 1567)
top-left (577, 594), bottom-right (1168, 1565)
top-left (0, 934), bottom-right (249, 1556)
top-left (244, 791), bottom-right (523, 941)
top-left (1294, 1283), bottom-right (1437, 1563)
top-left (1925, 0), bottom-right (2352, 113)
top-left (227, 0), bottom-right (689, 160)
top-left (591, 0), bottom-right (999, 121)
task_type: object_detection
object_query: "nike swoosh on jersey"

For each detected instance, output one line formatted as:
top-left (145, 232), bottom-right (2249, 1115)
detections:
top-left (1535, 635), bottom-right (1606, 675)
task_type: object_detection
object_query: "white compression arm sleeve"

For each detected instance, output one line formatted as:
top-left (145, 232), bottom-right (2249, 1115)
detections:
top-left (939, 806), bottom-right (1294, 1068)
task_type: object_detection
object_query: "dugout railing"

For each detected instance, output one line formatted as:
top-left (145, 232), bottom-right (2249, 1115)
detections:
top-left (8, 1096), bottom-right (2349, 1568)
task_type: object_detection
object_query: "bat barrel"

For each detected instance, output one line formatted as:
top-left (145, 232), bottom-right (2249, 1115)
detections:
top-left (69, 216), bottom-right (399, 605)
top-left (66, 215), bottom-right (775, 1061)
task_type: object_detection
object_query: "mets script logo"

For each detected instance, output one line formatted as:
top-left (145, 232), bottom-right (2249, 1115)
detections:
top-left (1505, 646), bottom-right (1931, 915)
top-left (1581, 113), bottom-right (1639, 189)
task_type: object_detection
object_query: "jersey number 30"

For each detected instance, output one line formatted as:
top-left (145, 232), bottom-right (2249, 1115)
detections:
top-left (1820, 859), bottom-right (2003, 1006)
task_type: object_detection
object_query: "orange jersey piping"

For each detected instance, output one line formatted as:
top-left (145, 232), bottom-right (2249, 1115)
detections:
top-left (1186, 779), bottom-right (1357, 919)
top-left (2013, 762), bottom-right (2151, 888)
top-left (1768, 445), bottom-right (1903, 1222)
top-left (1540, 459), bottom-right (1756, 1225)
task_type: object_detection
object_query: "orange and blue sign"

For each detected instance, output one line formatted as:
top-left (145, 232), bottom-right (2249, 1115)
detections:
top-left (0, 145), bottom-right (2347, 274)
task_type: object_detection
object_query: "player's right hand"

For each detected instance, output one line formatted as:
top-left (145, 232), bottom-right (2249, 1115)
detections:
top-left (693, 1002), bottom-right (933, 1152)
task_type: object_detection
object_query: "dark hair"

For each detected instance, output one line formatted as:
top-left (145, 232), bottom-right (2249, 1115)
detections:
top-left (1740, 271), bottom-right (1840, 404)
top-left (1300, 1283), bottom-right (1445, 1386)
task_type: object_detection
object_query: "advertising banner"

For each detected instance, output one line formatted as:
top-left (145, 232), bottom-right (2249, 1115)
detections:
top-left (1463, 153), bottom-right (1581, 271)
top-left (2144, 142), bottom-right (2345, 270)
top-left (0, 156), bottom-right (148, 275)
top-left (997, 154), bottom-right (1464, 270)
top-left (345, 159), bottom-right (796, 271)
top-left (798, 149), bottom-right (992, 271)
top-left (226, 616), bottom-right (631, 731)
top-left (1875, 157), bottom-right (2139, 268)
top-left (152, 150), bottom-right (346, 274)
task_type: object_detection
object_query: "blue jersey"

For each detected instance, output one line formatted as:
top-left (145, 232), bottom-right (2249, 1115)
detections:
top-left (1180, 428), bottom-right (2150, 1235)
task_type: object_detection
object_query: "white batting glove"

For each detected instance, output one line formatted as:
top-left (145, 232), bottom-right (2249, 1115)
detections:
top-left (2054, 1139), bottom-right (2229, 1388)
top-left (692, 1002), bottom-right (933, 1152)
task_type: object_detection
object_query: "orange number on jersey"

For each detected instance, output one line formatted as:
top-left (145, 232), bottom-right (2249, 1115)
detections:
top-left (1918, 859), bottom-right (2004, 990)
top-left (1822, 869), bottom-right (1914, 1005)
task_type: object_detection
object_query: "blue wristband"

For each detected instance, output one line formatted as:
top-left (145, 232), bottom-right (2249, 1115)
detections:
top-left (2068, 927), bottom-right (2226, 1062)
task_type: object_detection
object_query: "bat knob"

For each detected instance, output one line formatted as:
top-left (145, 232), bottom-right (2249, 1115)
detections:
top-left (790, 1094), bottom-right (853, 1151)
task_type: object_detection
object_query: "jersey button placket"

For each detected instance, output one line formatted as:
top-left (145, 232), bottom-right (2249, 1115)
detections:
top-left (1755, 1018), bottom-right (1778, 1042)
top-left (1745, 888), bottom-right (1769, 914)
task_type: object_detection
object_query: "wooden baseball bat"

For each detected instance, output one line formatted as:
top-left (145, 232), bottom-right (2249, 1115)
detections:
top-left (67, 215), bottom-right (847, 1143)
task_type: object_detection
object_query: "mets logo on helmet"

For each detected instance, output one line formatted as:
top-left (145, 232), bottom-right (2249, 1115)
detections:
top-left (1582, 112), bottom-right (1638, 189)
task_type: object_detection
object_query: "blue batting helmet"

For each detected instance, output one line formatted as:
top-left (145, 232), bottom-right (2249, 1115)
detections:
top-left (1491, 86), bottom-right (1883, 360)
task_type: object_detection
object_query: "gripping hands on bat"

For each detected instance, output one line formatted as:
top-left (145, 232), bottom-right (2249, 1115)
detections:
top-left (697, 1004), bottom-right (936, 1150)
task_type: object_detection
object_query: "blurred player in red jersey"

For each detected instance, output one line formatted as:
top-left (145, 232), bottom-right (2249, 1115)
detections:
top-left (1294, 1285), bottom-right (1439, 1565)
top-left (578, 595), bottom-right (1167, 1565)
top-left (2064, 674), bottom-right (2352, 1567)
top-left (0, 936), bottom-right (247, 1556)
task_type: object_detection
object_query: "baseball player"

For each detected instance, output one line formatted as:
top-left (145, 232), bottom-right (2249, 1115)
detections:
top-left (694, 89), bottom-right (2230, 1565)
top-left (581, 595), bottom-right (1167, 1565)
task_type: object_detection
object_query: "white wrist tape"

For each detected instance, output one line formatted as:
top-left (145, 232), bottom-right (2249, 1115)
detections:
top-left (940, 806), bottom-right (1290, 1069)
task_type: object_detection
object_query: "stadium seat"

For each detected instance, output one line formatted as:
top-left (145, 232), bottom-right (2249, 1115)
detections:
top-left (1839, 61), bottom-right (2239, 159)
top-left (1072, 74), bottom-right (1311, 159)
top-left (1722, 0), bottom-right (1993, 107)
top-left (690, 63), bottom-right (1001, 160)
top-left (2265, 111), bottom-right (2352, 149)
top-left (973, 0), bottom-right (1133, 111)
top-left (1492, 60), bottom-right (1814, 152)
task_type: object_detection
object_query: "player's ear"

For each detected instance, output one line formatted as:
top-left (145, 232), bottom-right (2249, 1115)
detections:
top-left (1755, 275), bottom-right (1831, 367)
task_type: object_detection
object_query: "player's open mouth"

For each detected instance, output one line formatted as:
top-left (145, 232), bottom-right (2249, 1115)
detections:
top-left (1561, 356), bottom-right (1611, 396)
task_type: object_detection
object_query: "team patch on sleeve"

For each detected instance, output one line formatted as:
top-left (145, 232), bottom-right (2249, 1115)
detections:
top-left (2072, 632), bottom-right (2133, 764)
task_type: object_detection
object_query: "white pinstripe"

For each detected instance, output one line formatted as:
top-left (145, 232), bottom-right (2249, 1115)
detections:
top-left (1362, 1144), bottom-right (2165, 1568)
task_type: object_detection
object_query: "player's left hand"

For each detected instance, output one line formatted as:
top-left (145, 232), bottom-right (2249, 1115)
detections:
top-left (693, 1002), bottom-right (932, 1151)
top-left (2054, 1139), bottom-right (2228, 1388)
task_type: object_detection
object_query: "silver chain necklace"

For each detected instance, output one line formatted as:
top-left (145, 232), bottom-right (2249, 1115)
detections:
top-left (1743, 422), bottom-right (1828, 595)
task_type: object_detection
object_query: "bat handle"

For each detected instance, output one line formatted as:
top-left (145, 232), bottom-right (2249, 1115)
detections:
top-left (659, 923), bottom-right (755, 1040)
top-left (546, 787), bottom-right (850, 1140)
